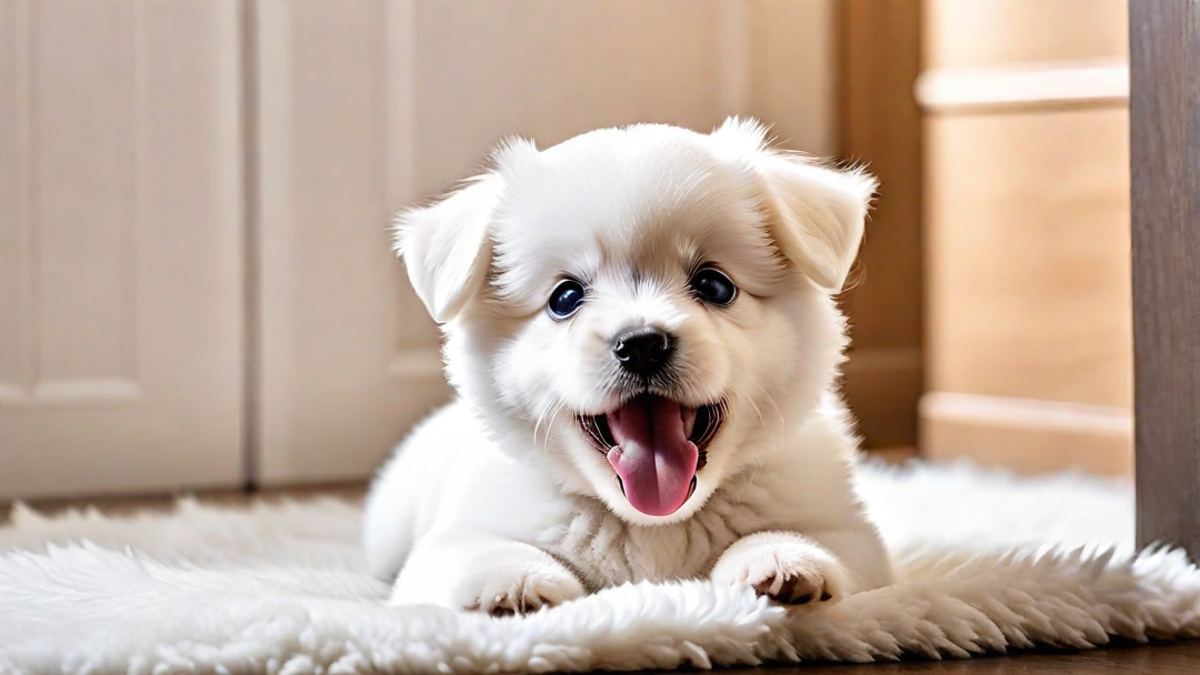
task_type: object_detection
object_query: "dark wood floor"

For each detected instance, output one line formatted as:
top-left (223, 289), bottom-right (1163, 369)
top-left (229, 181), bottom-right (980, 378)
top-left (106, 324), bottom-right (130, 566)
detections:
top-left (749, 641), bottom-right (1200, 673)
top-left (6, 477), bottom-right (1199, 673)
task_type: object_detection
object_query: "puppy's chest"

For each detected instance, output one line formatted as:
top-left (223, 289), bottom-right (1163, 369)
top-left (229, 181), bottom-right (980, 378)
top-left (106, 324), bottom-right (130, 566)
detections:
top-left (534, 500), bottom-right (751, 591)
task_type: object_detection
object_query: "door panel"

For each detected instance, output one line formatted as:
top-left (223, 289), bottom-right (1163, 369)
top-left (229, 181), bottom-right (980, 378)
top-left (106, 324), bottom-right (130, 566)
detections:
top-left (0, 0), bottom-right (244, 499)
top-left (254, 0), bottom-right (450, 485)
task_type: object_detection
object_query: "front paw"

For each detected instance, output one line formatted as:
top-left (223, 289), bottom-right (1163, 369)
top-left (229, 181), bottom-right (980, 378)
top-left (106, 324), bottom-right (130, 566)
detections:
top-left (389, 535), bottom-right (587, 617)
top-left (464, 564), bottom-right (586, 617)
top-left (711, 531), bottom-right (847, 606)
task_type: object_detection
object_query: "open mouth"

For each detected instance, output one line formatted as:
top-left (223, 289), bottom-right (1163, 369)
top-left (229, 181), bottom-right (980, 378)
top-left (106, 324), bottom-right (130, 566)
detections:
top-left (577, 397), bottom-right (725, 518)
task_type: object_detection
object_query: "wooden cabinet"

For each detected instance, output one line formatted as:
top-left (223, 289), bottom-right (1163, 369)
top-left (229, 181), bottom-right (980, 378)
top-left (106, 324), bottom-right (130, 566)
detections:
top-left (918, 0), bottom-right (1133, 475)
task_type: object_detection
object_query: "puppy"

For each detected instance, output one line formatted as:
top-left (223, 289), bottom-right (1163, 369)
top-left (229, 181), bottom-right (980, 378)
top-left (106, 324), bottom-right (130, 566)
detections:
top-left (363, 118), bottom-right (894, 615)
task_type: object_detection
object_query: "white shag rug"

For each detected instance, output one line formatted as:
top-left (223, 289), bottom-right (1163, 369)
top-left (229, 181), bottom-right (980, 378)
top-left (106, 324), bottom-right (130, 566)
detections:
top-left (2, 459), bottom-right (1199, 674)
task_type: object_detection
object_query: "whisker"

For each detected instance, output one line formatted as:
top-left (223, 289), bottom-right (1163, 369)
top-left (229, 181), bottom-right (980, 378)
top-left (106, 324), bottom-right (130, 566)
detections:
top-left (532, 393), bottom-right (567, 447)
top-left (748, 380), bottom-right (785, 427)
top-left (542, 399), bottom-right (561, 447)
top-left (532, 402), bottom-right (549, 445)
top-left (726, 382), bottom-right (765, 426)
top-left (543, 398), bottom-right (569, 447)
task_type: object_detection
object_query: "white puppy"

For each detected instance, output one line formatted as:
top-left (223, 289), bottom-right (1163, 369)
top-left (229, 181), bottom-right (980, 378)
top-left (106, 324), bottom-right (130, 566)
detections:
top-left (363, 118), bottom-right (894, 615)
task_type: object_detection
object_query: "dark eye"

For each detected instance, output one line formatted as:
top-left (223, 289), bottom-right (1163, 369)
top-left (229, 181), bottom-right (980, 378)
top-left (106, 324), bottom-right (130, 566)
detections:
top-left (689, 268), bottom-right (737, 305)
top-left (548, 278), bottom-right (586, 318)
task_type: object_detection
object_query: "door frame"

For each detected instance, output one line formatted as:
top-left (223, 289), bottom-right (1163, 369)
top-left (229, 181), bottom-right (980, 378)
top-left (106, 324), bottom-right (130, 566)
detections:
top-left (1129, 0), bottom-right (1200, 557)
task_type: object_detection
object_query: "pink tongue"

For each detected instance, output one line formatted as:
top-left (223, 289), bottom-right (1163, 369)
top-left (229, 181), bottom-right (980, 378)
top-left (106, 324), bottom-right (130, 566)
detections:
top-left (606, 396), bottom-right (698, 517)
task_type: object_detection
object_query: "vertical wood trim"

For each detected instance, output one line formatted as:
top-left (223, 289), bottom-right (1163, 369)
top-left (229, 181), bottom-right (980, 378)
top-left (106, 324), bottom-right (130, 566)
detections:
top-left (240, 0), bottom-right (262, 488)
top-left (1130, 0), bottom-right (1200, 557)
top-left (836, 0), bottom-right (924, 449)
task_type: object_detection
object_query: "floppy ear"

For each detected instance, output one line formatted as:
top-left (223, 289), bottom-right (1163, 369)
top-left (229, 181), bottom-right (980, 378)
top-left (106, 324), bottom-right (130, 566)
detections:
top-left (392, 172), bottom-right (505, 323)
top-left (710, 117), bottom-right (877, 293)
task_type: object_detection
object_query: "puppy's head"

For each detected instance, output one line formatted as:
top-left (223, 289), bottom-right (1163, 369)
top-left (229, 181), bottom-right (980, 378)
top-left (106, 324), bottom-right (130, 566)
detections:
top-left (396, 118), bottom-right (875, 525)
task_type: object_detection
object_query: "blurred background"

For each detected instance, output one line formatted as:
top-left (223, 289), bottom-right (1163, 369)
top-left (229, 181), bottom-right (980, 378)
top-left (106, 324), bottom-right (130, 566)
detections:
top-left (0, 0), bottom-right (1132, 503)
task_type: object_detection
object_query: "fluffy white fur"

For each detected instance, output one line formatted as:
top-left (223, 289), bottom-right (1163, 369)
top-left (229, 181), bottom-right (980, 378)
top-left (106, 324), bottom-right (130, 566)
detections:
top-left (3, 460), bottom-right (1199, 674)
top-left (364, 118), bottom-right (891, 616)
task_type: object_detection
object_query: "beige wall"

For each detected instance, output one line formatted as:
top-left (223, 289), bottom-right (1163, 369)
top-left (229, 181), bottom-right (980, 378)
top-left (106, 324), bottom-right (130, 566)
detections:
top-left (0, 0), bottom-right (840, 498)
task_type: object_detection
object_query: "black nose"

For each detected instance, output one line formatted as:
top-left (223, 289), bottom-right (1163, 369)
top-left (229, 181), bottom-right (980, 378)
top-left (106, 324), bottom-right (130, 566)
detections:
top-left (613, 327), bottom-right (674, 376)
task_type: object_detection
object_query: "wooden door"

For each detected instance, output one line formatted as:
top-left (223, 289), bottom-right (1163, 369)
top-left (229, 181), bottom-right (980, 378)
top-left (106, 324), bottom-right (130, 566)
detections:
top-left (0, 0), bottom-right (245, 499)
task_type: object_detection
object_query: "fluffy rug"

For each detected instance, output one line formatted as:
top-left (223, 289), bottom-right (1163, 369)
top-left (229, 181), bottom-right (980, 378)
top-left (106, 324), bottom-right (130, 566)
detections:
top-left (2, 459), bottom-right (1199, 674)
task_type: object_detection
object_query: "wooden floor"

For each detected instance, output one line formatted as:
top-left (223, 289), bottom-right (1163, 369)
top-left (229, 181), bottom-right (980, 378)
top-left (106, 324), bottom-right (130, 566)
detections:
top-left (756, 641), bottom-right (1200, 673)
top-left (5, 468), bottom-right (1198, 673)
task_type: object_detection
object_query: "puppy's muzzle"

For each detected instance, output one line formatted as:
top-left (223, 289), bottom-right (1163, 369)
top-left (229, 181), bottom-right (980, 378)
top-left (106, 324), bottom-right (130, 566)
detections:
top-left (613, 327), bottom-right (675, 377)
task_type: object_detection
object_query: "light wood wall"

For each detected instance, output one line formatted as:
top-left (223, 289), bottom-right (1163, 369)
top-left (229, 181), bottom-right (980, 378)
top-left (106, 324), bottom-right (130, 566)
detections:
top-left (918, 0), bottom-right (1133, 475)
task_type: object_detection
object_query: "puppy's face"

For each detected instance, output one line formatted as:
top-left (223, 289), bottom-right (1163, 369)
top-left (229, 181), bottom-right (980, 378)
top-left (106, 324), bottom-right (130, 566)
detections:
top-left (397, 119), bottom-right (875, 525)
